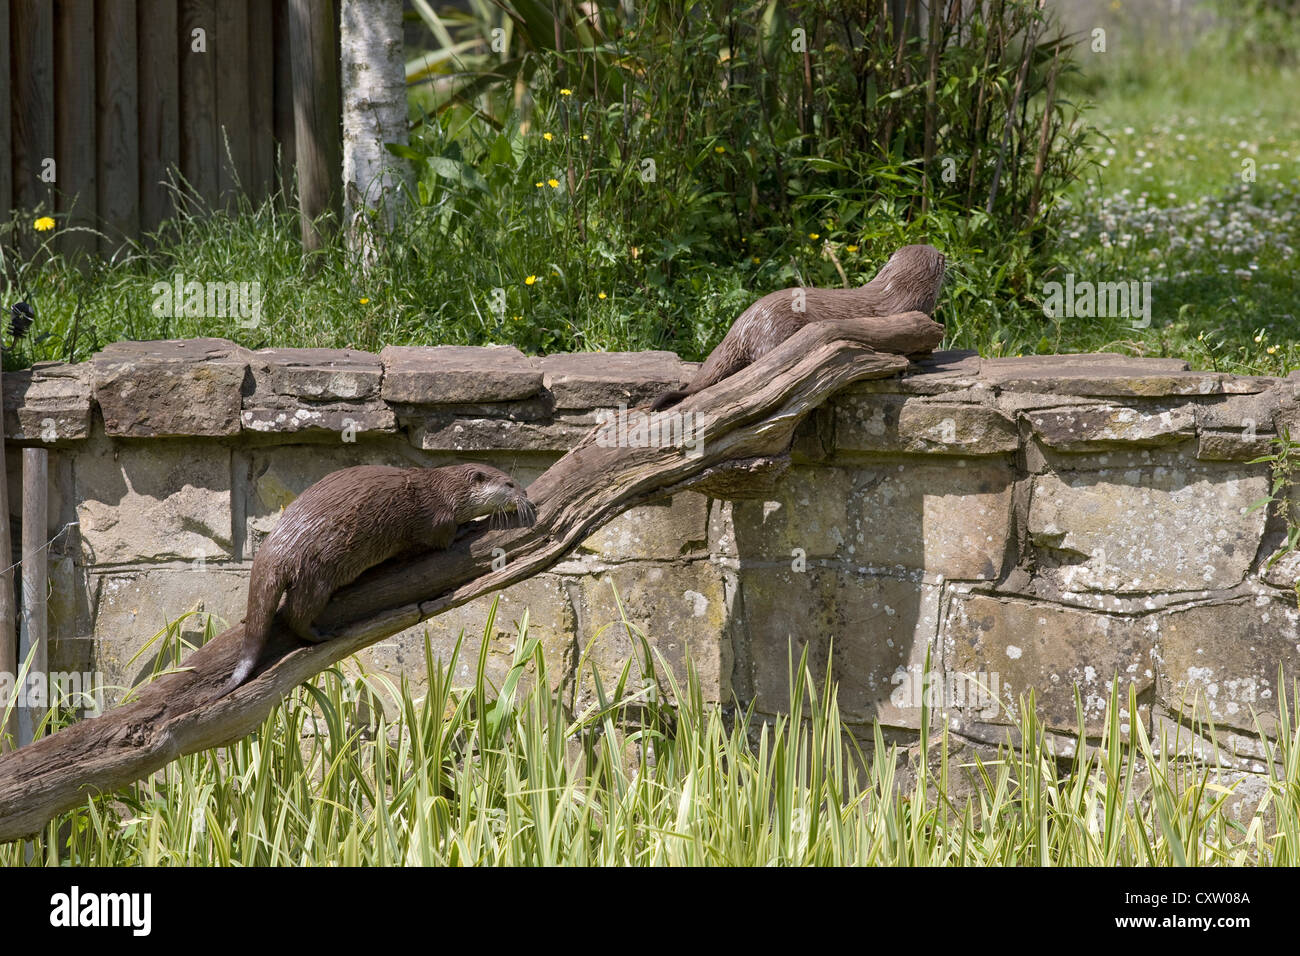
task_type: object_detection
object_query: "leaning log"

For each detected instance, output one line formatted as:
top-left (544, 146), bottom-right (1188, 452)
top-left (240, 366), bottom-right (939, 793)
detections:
top-left (0, 311), bottom-right (944, 842)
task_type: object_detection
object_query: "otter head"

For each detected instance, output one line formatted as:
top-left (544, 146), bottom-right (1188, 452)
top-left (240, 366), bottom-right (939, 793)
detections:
top-left (452, 464), bottom-right (536, 527)
top-left (872, 244), bottom-right (946, 315)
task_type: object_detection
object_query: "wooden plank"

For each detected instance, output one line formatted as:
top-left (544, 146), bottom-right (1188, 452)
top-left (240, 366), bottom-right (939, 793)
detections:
top-left (214, 0), bottom-right (250, 205)
top-left (247, 0), bottom-right (274, 203)
top-left (289, 0), bottom-right (340, 250)
top-left (16, 448), bottom-right (47, 749)
top-left (54, 0), bottom-right (97, 260)
top-left (179, 0), bottom-right (218, 208)
top-left (94, 0), bottom-right (140, 255)
top-left (11, 0), bottom-right (55, 242)
top-left (0, 0), bottom-right (12, 223)
top-left (272, 0), bottom-right (296, 193)
top-left (137, 0), bottom-right (179, 233)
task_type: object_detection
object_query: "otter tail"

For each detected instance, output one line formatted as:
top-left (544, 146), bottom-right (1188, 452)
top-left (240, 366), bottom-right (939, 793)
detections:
top-left (650, 388), bottom-right (690, 411)
top-left (218, 559), bottom-right (285, 697)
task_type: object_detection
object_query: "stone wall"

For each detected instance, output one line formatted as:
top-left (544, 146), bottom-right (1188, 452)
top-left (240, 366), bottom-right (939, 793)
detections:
top-left (5, 339), bottom-right (1299, 763)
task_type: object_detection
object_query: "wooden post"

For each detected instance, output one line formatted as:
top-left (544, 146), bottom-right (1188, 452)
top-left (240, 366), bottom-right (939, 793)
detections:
top-left (17, 448), bottom-right (47, 748)
top-left (0, 372), bottom-right (15, 753)
top-left (289, 0), bottom-right (341, 251)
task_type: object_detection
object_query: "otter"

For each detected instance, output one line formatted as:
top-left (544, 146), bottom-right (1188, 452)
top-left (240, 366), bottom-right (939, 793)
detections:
top-left (221, 463), bottom-right (535, 694)
top-left (650, 244), bottom-right (945, 411)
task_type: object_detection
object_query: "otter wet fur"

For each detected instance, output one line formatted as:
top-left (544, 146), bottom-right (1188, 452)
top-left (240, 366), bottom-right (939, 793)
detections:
top-left (221, 463), bottom-right (535, 695)
top-left (650, 244), bottom-right (946, 411)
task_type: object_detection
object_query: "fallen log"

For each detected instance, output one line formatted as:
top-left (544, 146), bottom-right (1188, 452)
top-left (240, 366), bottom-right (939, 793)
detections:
top-left (0, 311), bottom-right (944, 842)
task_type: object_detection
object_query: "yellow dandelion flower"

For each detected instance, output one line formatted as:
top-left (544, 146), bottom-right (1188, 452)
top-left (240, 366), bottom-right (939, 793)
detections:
top-left (34, 216), bottom-right (55, 232)
top-left (582, 134), bottom-right (589, 141)
top-left (535, 181), bottom-right (545, 187)
top-left (548, 178), bottom-right (560, 188)
top-left (359, 297), bottom-right (370, 305)
top-left (846, 245), bottom-right (859, 253)
top-left (543, 132), bottom-right (554, 141)
top-left (1268, 345), bottom-right (1278, 354)
top-left (714, 146), bottom-right (725, 154)
top-left (560, 88), bottom-right (573, 96)
top-left (809, 233), bottom-right (819, 240)
top-left (598, 292), bottom-right (607, 300)
top-left (525, 275), bottom-right (537, 285)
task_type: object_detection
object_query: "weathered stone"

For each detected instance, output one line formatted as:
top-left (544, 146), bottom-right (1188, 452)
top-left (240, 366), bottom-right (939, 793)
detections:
top-left (356, 575), bottom-right (576, 705)
top-left (1261, 548), bottom-right (1300, 591)
top-left (92, 338), bottom-right (251, 437)
top-left (835, 396), bottom-right (1018, 455)
top-left (76, 441), bottom-right (233, 563)
top-left (1194, 391), bottom-right (1280, 433)
top-left (380, 345), bottom-right (543, 404)
top-left (731, 461), bottom-right (1013, 579)
top-left (741, 565), bottom-right (941, 728)
top-left (570, 562), bottom-right (730, 706)
top-left (410, 415), bottom-right (589, 453)
top-left (1028, 467), bottom-right (1266, 593)
top-left (577, 493), bottom-right (709, 561)
top-left (982, 354), bottom-right (1267, 396)
top-left (943, 592), bottom-right (1154, 734)
top-left (249, 348), bottom-right (382, 400)
top-left (3, 362), bottom-right (93, 442)
top-left (1151, 597), bottom-right (1300, 734)
top-left (538, 351), bottom-right (689, 409)
top-left (1195, 430), bottom-right (1275, 461)
top-left (241, 397), bottom-right (397, 436)
top-left (91, 568), bottom-right (248, 705)
top-left (1025, 403), bottom-right (1196, 450)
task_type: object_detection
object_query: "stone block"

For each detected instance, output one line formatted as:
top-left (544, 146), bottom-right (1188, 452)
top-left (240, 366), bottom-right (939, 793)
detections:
top-left (943, 592), bottom-right (1154, 734)
top-left (380, 345), bottom-right (543, 404)
top-left (1028, 466), bottom-right (1266, 593)
top-left (570, 562), bottom-right (730, 706)
top-left (1151, 596), bottom-right (1300, 735)
top-left (3, 362), bottom-right (93, 442)
top-left (91, 568), bottom-right (248, 705)
top-left (76, 441), bottom-right (233, 563)
top-left (91, 338), bottom-right (251, 437)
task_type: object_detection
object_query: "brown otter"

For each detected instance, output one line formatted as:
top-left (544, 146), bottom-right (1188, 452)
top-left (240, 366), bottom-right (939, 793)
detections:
top-left (221, 463), bottom-right (535, 694)
top-left (650, 244), bottom-right (945, 411)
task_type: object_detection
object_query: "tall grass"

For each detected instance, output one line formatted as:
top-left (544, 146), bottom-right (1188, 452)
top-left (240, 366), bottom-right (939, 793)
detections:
top-left (1, 602), bottom-right (1295, 866)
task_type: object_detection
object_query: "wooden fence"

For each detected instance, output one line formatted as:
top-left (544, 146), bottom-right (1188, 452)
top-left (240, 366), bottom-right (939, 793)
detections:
top-left (0, 0), bottom-right (342, 257)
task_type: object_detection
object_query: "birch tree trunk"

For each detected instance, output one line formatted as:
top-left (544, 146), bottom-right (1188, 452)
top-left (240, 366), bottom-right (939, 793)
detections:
top-left (340, 0), bottom-right (410, 265)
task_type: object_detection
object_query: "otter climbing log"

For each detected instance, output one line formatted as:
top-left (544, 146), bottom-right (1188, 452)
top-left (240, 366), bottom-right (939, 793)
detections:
top-left (0, 311), bottom-right (943, 842)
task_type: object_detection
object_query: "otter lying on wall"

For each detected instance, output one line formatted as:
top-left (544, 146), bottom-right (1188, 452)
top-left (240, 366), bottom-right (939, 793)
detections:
top-left (651, 244), bottom-right (945, 411)
top-left (221, 463), bottom-right (534, 695)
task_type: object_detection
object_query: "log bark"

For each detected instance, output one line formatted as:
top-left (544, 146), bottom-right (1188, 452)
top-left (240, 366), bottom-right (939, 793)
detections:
top-left (0, 311), bottom-right (944, 842)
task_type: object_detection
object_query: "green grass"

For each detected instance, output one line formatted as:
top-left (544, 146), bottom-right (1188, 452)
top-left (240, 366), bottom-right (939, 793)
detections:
top-left (1, 14), bottom-right (1295, 379)
top-left (2, 602), bottom-right (1296, 866)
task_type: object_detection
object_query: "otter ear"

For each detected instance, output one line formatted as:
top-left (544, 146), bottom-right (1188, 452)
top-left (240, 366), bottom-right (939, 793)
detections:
top-left (471, 469), bottom-right (488, 483)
